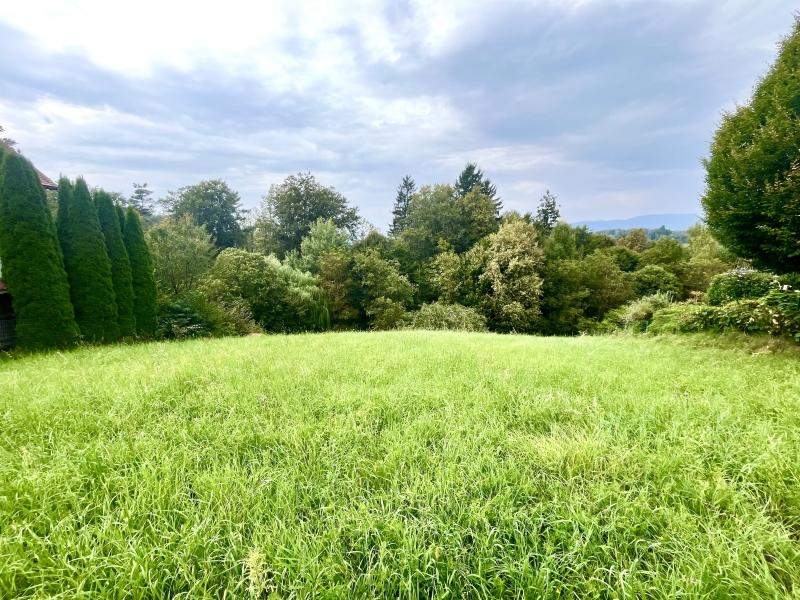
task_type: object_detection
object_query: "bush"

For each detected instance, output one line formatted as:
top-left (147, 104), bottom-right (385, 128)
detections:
top-left (631, 264), bottom-right (682, 298)
top-left (203, 248), bottom-right (327, 332)
top-left (648, 303), bottom-right (722, 334)
top-left (649, 289), bottom-right (800, 341)
top-left (157, 293), bottom-right (260, 340)
top-left (616, 292), bottom-right (674, 331)
top-left (401, 302), bottom-right (488, 332)
top-left (706, 269), bottom-right (776, 305)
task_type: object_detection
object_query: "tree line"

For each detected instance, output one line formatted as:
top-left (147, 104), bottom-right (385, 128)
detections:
top-left (2, 17), bottom-right (800, 349)
top-left (0, 147), bottom-right (157, 350)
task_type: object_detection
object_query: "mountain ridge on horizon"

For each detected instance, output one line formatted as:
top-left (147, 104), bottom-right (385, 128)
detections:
top-left (571, 213), bottom-right (701, 232)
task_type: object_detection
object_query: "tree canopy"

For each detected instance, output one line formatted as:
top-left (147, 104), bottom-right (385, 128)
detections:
top-left (703, 17), bottom-right (800, 273)
top-left (255, 173), bottom-right (360, 257)
top-left (162, 180), bottom-right (245, 249)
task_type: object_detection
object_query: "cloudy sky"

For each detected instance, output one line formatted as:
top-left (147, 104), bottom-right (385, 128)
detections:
top-left (0, 1), bottom-right (796, 228)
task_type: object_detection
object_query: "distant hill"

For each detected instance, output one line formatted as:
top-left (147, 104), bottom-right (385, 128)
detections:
top-left (572, 213), bottom-right (701, 232)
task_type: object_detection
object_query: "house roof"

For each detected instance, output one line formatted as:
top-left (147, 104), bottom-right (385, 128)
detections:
top-left (35, 168), bottom-right (58, 190)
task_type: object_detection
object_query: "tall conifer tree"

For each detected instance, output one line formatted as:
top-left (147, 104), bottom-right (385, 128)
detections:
top-left (57, 177), bottom-right (119, 342)
top-left (454, 163), bottom-right (501, 214)
top-left (96, 190), bottom-right (136, 337)
top-left (0, 150), bottom-right (78, 349)
top-left (390, 175), bottom-right (416, 236)
top-left (123, 208), bottom-right (158, 337)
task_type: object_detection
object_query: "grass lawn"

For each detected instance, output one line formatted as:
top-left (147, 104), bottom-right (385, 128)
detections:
top-left (1, 331), bottom-right (799, 598)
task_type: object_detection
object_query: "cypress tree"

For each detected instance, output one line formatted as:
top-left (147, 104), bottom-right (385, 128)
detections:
top-left (123, 208), bottom-right (158, 337)
top-left (96, 190), bottom-right (136, 337)
top-left (58, 177), bottom-right (119, 343)
top-left (0, 150), bottom-right (78, 349)
top-left (115, 204), bottom-right (126, 234)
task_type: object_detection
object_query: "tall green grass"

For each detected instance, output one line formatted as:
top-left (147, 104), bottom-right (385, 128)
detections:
top-left (1, 332), bottom-right (799, 598)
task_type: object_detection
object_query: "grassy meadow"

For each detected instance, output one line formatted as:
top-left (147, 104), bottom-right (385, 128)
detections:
top-left (1, 331), bottom-right (800, 598)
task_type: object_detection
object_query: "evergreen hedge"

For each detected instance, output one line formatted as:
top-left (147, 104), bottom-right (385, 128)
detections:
top-left (96, 190), bottom-right (136, 337)
top-left (0, 150), bottom-right (79, 349)
top-left (57, 177), bottom-right (119, 343)
top-left (123, 208), bottom-right (158, 337)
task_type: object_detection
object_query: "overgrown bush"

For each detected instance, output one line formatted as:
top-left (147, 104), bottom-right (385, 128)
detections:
top-left (631, 265), bottom-right (682, 298)
top-left (706, 269), bottom-right (775, 305)
top-left (648, 303), bottom-right (721, 334)
top-left (649, 287), bottom-right (800, 341)
top-left (401, 302), bottom-right (488, 332)
top-left (616, 292), bottom-right (674, 331)
top-left (157, 294), bottom-right (259, 340)
top-left (203, 248), bottom-right (328, 332)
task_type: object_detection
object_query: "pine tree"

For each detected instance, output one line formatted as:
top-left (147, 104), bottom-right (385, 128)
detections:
top-left (0, 150), bottom-right (78, 349)
top-left (390, 175), bottom-right (416, 236)
top-left (115, 204), bottom-right (126, 233)
top-left (123, 208), bottom-right (158, 337)
top-left (96, 190), bottom-right (136, 337)
top-left (57, 177), bottom-right (119, 343)
top-left (454, 163), bottom-right (501, 214)
top-left (533, 190), bottom-right (560, 235)
top-left (128, 182), bottom-right (155, 216)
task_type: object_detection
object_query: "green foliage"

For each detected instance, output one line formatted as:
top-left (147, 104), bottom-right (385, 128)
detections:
top-left (615, 292), bottom-right (674, 332)
top-left (0, 150), bottom-right (78, 349)
top-left (127, 182), bottom-right (155, 217)
top-left (616, 228), bottom-right (650, 252)
top-left (284, 218), bottom-right (350, 274)
top-left (401, 302), bottom-right (487, 331)
top-left (706, 269), bottom-right (776, 305)
top-left (146, 215), bottom-right (215, 298)
top-left (702, 18), bottom-right (800, 272)
top-left (648, 302), bottom-right (721, 334)
top-left (632, 264), bottom-right (682, 298)
top-left (681, 224), bottom-right (736, 292)
top-left (163, 180), bottom-right (245, 249)
top-left (401, 184), bottom-right (498, 260)
top-left (123, 208), bottom-right (158, 337)
top-left (95, 190), bottom-right (136, 337)
top-left (352, 249), bottom-right (414, 329)
top-left (537, 224), bottom-right (585, 335)
top-left (478, 220), bottom-right (543, 332)
top-left (579, 251), bottom-right (633, 319)
top-left (533, 190), bottom-right (560, 236)
top-left (390, 175), bottom-right (415, 236)
top-left (156, 293), bottom-right (260, 340)
top-left (650, 288), bottom-right (800, 341)
top-left (58, 177), bottom-right (119, 343)
top-left (602, 245), bottom-right (640, 272)
top-left (256, 173), bottom-right (360, 257)
top-left (4, 332), bottom-right (800, 596)
top-left (203, 248), bottom-right (327, 332)
top-left (639, 237), bottom-right (685, 270)
top-left (454, 162), bottom-right (501, 212)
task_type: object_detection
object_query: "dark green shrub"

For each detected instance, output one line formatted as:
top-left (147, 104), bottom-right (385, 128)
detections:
top-left (95, 190), bottom-right (136, 337)
top-left (632, 265), bottom-right (682, 298)
top-left (123, 208), bottom-right (158, 337)
top-left (157, 301), bottom-right (212, 339)
top-left (706, 269), bottom-right (775, 305)
top-left (57, 177), bottom-right (119, 343)
top-left (0, 150), bottom-right (79, 350)
top-left (401, 302), bottom-right (488, 332)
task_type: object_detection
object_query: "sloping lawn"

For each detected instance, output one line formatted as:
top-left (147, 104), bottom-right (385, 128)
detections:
top-left (1, 332), bottom-right (799, 598)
